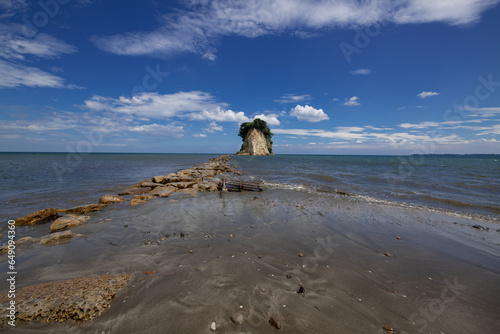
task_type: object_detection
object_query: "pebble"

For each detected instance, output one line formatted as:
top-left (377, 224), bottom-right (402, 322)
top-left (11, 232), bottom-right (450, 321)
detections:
top-left (210, 321), bottom-right (216, 330)
top-left (269, 316), bottom-right (281, 329)
top-left (298, 253), bottom-right (304, 258)
top-left (383, 325), bottom-right (394, 333)
top-left (396, 237), bottom-right (401, 240)
top-left (231, 312), bottom-right (244, 324)
top-left (384, 252), bottom-right (393, 257)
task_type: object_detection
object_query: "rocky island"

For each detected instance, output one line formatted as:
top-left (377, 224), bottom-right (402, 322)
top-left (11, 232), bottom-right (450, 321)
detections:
top-left (236, 118), bottom-right (274, 155)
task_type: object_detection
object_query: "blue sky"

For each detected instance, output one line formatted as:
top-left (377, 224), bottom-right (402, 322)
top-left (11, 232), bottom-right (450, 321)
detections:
top-left (1, 0), bottom-right (499, 154)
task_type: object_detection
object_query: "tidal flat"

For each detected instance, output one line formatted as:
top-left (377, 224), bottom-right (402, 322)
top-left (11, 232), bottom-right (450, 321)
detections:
top-left (1, 187), bottom-right (499, 333)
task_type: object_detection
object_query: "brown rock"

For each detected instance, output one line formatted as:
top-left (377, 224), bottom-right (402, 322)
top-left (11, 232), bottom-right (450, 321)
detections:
top-left (298, 253), bottom-right (304, 258)
top-left (40, 230), bottom-right (74, 245)
top-left (383, 325), bottom-right (394, 333)
top-left (50, 214), bottom-right (90, 232)
top-left (62, 203), bottom-right (108, 214)
top-left (130, 194), bottom-right (154, 206)
top-left (98, 195), bottom-right (126, 205)
top-left (149, 186), bottom-right (177, 197)
top-left (0, 275), bottom-right (130, 323)
top-left (153, 175), bottom-right (167, 183)
top-left (269, 316), bottom-right (281, 330)
top-left (384, 252), bottom-right (393, 257)
top-left (168, 182), bottom-right (197, 189)
top-left (195, 182), bottom-right (219, 192)
top-left (176, 188), bottom-right (198, 197)
top-left (140, 182), bottom-right (164, 188)
top-left (119, 187), bottom-right (152, 195)
top-left (17, 236), bottom-right (37, 244)
top-left (15, 208), bottom-right (59, 226)
top-left (231, 312), bottom-right (244, 324)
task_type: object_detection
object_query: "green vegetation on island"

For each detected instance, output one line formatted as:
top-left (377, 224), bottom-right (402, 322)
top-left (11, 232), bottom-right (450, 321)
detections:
top-left (237, 118), bottom-right (274, 155)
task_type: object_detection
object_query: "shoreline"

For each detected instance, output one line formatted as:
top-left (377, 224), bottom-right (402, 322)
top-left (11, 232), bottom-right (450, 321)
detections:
top-left (1, 156), bottom-right (500, 333)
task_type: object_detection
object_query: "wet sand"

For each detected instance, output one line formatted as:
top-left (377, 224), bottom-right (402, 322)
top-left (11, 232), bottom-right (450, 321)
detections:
top-left (1, 189), bottom-right (500, 333)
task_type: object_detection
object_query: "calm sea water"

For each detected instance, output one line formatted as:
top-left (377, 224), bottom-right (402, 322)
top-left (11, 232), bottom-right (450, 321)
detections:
top-left (1, 153), bottom-right (499, 222)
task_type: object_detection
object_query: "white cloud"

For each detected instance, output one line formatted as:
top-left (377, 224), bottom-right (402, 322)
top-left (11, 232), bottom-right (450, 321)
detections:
top-left (343, 96), bottom-right (361, 106)
top-left (290, 105), bottom-right (329, 122)
top-left (0, 59), bottom-right (72, 88)
top-left (128, 123), bottom-right (184, 137)
top-left (463, 106), bottom-right (500, 117)
top-left (417, 91), bottom-right (440, 99)
top-left (204, 121), bottom-right (224, 133)
top-left (93, 1), bottom-right (500, 59)
top-left (253, 113), bottom-right (280, 126)
top-left (84, 91), bottom-right (248, 122)
top-left (275, 94), bottom-right (312, 104)
top-left (350, 69), bottom-right (372, 75)
top-left (193, 133), bottom-right (208, 138)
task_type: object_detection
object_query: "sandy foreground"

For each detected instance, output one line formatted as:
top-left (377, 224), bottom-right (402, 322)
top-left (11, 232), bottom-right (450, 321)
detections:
top-left (1, 187), bottom-right (500, 333)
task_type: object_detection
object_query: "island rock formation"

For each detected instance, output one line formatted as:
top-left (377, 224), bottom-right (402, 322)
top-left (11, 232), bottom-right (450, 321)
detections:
top-left (236, 118), bottom-right (273, 156)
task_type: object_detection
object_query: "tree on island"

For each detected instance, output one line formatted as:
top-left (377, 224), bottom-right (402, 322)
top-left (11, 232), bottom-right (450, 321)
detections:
top-left (237, 118), bottom-right (274, 155)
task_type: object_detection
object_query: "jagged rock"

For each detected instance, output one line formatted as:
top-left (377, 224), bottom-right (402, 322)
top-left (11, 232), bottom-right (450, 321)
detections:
top-left (15, 208), bottom-right (59, 226)
top-left (98, 195), bottom-right (126, 205)
top-left (40, 230), bottom-right (74, 245)
top-left (149, 186), bottom-right (177, 197)
top-left (119, 187), bottom-right (153, 195)
top-left (269, 316), bottom-right (282, 329)
top-left (62, 203), bottom-right (108, 214)
top-left (50, 214), bottom-right (90, 232)
top-left (0, 274), bottom-right (130, 324)
top-left (130, 194), bottom-right (154, 206)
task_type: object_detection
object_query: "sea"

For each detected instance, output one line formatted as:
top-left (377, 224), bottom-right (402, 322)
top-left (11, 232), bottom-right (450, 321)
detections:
top-left (1, 153), bottom-right (499, 223)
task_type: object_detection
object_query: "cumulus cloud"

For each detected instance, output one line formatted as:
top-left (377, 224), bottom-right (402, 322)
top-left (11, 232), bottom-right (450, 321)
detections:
top-left (343, 96), bottom-right (361, 106)
top-left (417, 91), bottom-right (440, 99)
top-left (92, 0), bottom-right (500, 59)
top-left (275, 94), bottom-right (312, 104)
top-left (350, 69), bottom-right (372, 75)
top-left (253, 113), bottom-right (280, 126)
top-left (204, 121), bottom-right (224, 133)
top-left (290, 105), bottom-right (329, 122)
top-left (84, 91), bottom-right (243, 122)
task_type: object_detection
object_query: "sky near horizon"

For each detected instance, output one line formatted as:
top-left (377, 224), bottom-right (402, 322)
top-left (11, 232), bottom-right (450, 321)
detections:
top-left (0, 0), bottom-right (500, 154)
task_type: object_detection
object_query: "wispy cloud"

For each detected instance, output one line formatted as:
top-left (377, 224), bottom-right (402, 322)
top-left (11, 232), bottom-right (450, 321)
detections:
top-left (0, 59), bottom-right (83, 89)
top-left (350, 69), bottom-right (372, 75)
top-left (290, 104), bottom-right (329, 122)
top-left (343, 96), bottom-right (361, 106)
top-left (417, 91), bottom-right (440, 99)
top-left (0, 23), bottom-right (79, 89)
top-left (92, 0), bottom-right (500, 59)
top-left (275, 94), bottom-right (312, 104)
top-left (463, 106), bottom-right (500, 117)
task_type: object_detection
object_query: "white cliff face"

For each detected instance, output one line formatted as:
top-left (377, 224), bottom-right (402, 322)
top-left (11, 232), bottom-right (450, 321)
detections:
top-left (239, 127), bottom-right (273, 155)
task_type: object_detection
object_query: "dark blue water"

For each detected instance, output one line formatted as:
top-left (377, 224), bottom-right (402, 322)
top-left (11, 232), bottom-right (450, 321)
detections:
top-left (1, 153), bottom-right (499, 223)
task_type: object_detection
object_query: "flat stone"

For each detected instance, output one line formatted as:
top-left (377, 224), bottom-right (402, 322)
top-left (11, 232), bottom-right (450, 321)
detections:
top-left (119, 187), bottom-right (153, 195)
top-left (62, 203), bottom-right (108, 214)
top-left (40, 230), bottom-right (74, 245)
top-left (168, 182), bottom-right (197, 189)
top-left (195, 182), bottom-right (219, 192)
top-left (140, 182), bottom-right (164, 188)
top-left (50, 214), bottom-right (90, 232)
top-left (15, 208), bottom-right (59, 226)
top-left (130, 194), bottom-right (154, 206)
top-left (98, 195), bottom-right (126, 205)
top-left (149, 186), bottom-right (177, 197)
top-left (0, 275), bottom-right (130, 323)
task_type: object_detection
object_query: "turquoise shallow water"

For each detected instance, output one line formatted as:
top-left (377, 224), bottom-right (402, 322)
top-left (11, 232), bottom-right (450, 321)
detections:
top-left (1, 153), bottom-right (499, 221)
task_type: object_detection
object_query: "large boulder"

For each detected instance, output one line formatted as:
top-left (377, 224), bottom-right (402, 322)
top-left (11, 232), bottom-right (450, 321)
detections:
top-left (15, 208), bottom-right (59, 226)
top-left (0, 275), bottom-right (130, 323)
top-left (195, 182), bottom-right (219, 192)
top-left (40, 230), bottom-right (74, 245)
top-left (50, 214), bottom-right (90, 232)
top-left (98, 195), bottom-right (126, 205)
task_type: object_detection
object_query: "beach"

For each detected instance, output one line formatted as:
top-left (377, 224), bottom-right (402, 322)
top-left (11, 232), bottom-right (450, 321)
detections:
top-left (1, 155), bottom-right (499, 333)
